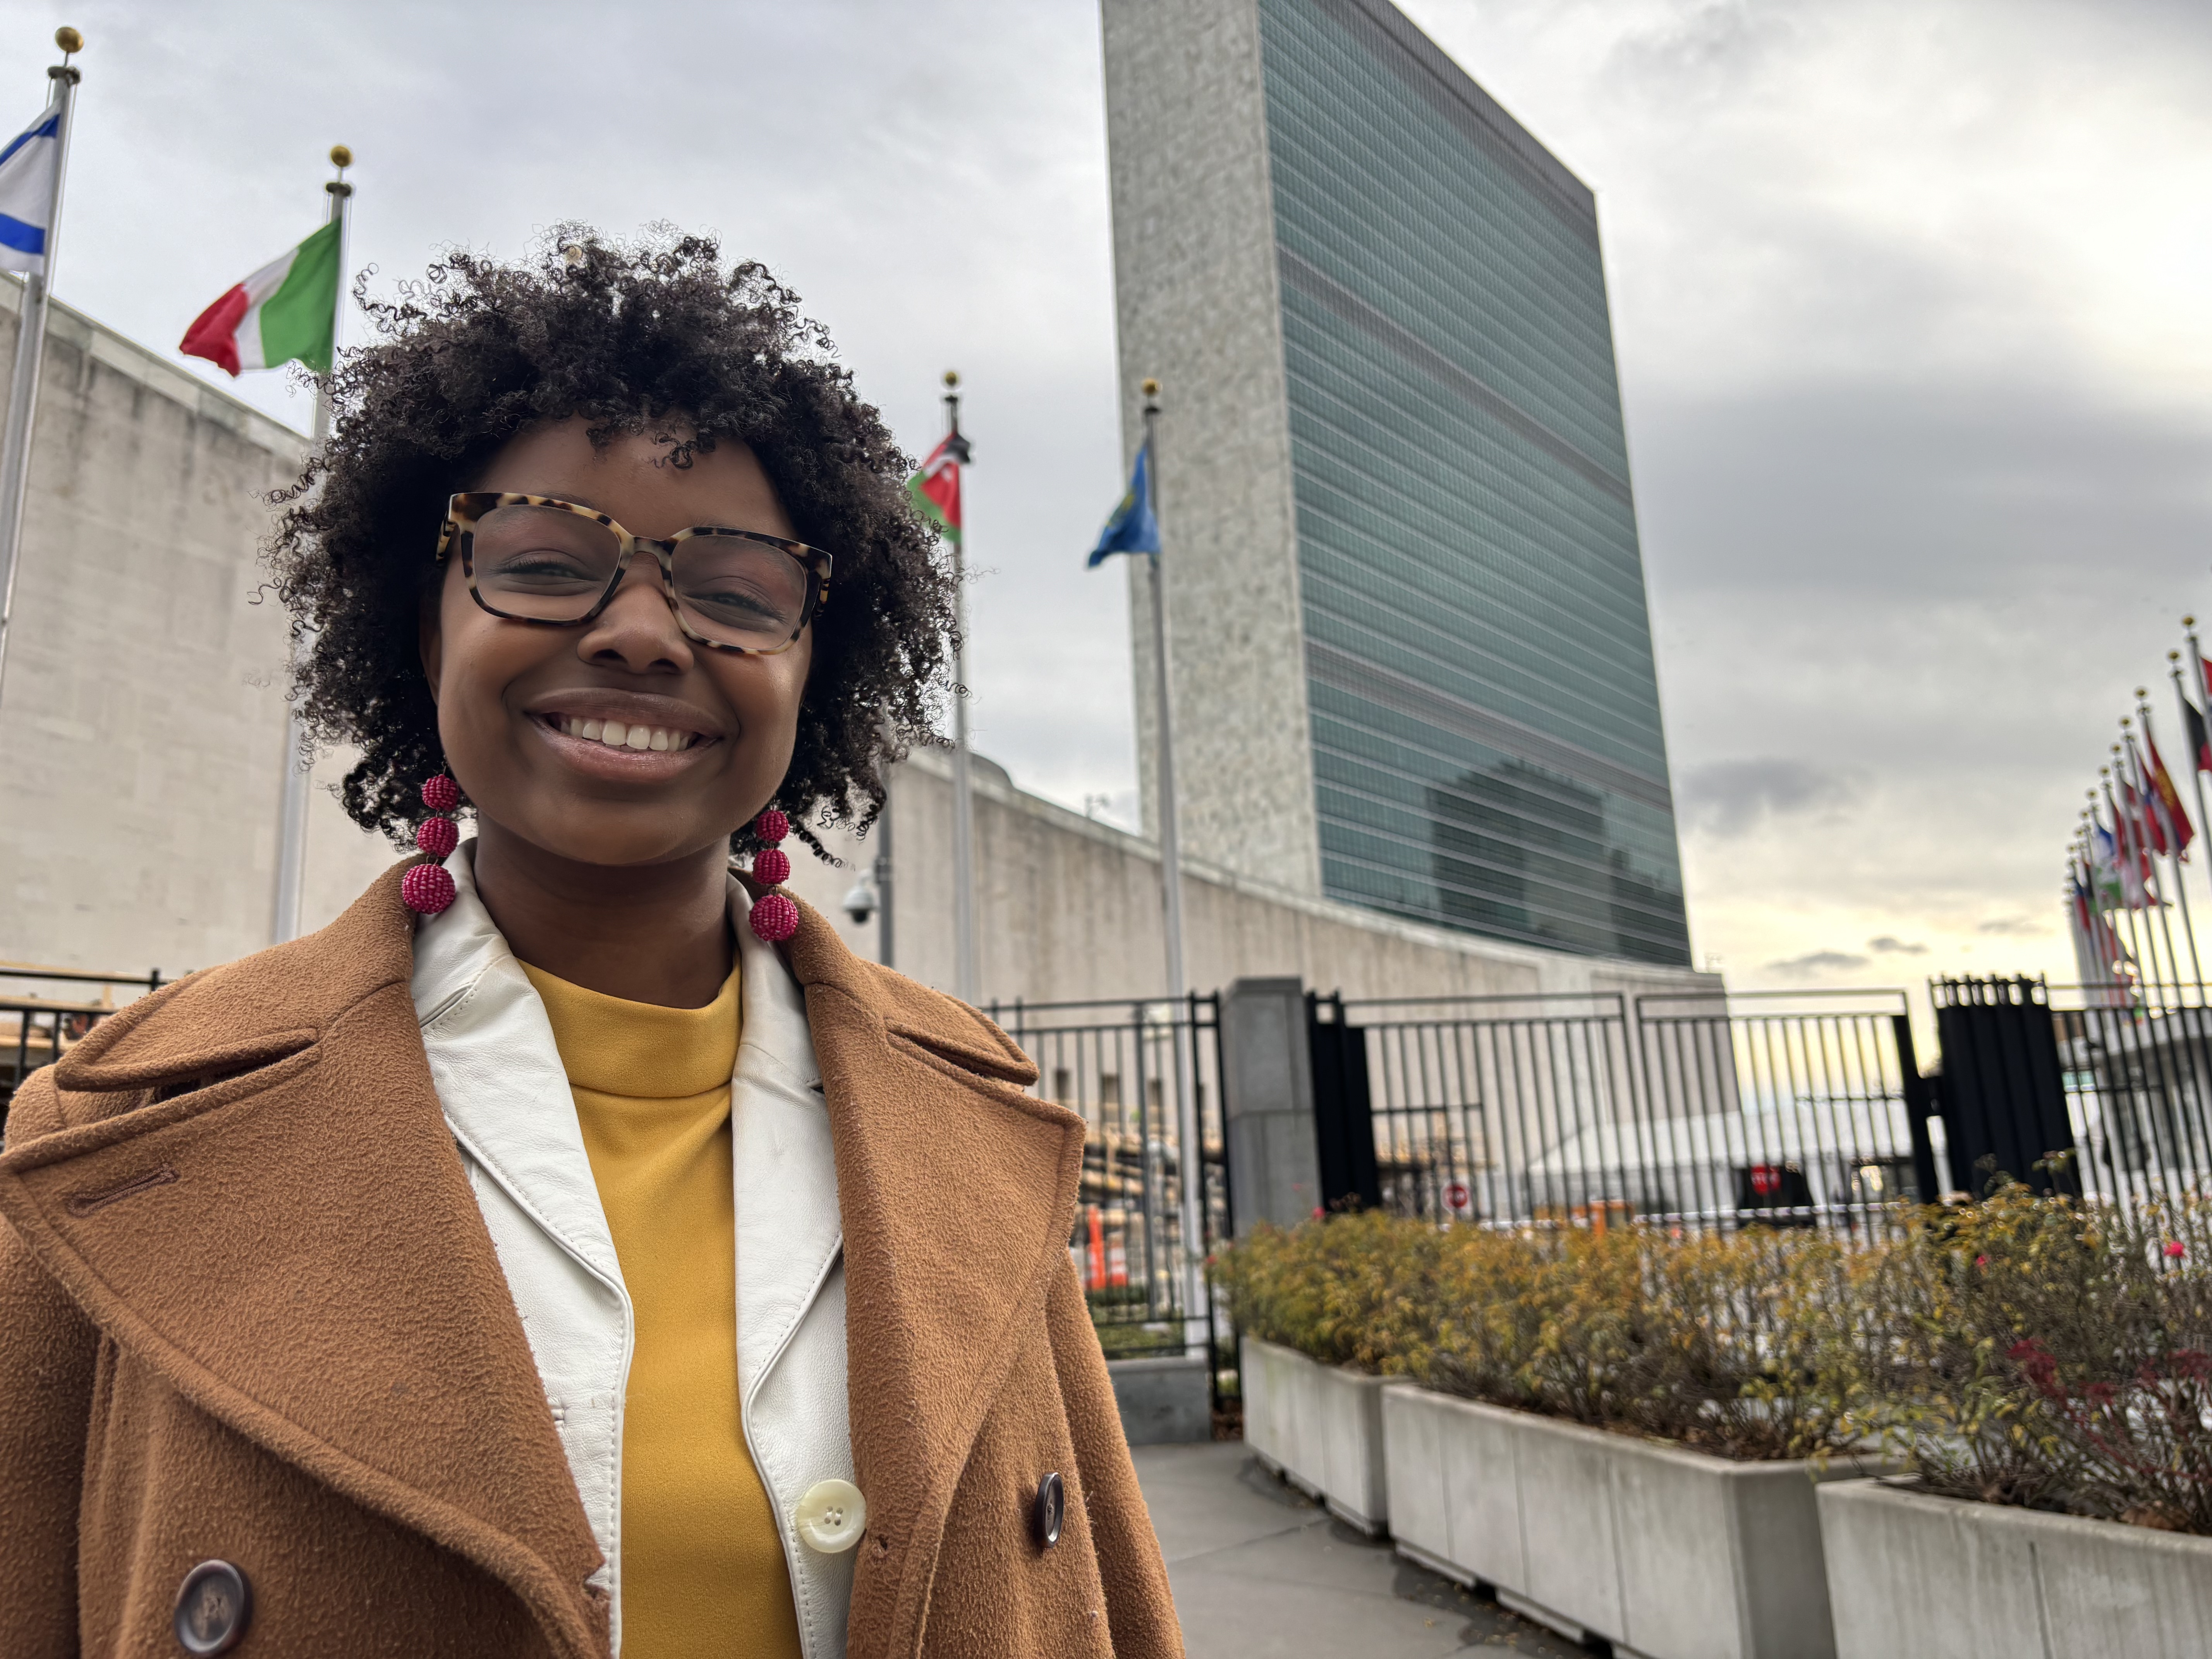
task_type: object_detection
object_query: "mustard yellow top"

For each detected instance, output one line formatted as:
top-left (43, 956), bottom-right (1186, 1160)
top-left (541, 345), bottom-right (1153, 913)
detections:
top-left (520, 959), bottom-right (802, 1659)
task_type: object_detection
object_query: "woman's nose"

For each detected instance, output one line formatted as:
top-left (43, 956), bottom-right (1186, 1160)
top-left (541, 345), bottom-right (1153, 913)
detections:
top-left (577, 562), bottom-right (693, 672)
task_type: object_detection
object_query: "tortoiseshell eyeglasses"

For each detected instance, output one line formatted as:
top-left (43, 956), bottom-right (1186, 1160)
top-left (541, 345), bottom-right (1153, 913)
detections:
top-left (435, 492), bottom-right (833, 656)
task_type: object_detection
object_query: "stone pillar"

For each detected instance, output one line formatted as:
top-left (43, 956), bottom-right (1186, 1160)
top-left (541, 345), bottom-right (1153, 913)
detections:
top-left (1220, 976), bottom-right (1320, 1233)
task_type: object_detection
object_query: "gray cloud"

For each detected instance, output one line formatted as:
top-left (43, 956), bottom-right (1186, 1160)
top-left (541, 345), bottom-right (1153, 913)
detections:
top-left (1678, 759), bottom-right (1859, 838)
top-left (1978, 916), bottom-right (2048, 936)
top-left (1867, 936), bottom-right (1928, 955)
top-left (1765, 950), bottom-right (1871, 977)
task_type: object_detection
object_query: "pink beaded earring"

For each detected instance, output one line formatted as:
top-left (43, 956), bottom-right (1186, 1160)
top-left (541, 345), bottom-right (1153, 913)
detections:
top-left (401, 773), bottom-right (462, 917)
top-left (748, 808), bottom-right (800, 943)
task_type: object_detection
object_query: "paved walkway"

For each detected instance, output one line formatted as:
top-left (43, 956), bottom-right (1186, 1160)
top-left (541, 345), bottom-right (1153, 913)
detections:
top-left (1130, 1441), bottom-right (1587, 1657)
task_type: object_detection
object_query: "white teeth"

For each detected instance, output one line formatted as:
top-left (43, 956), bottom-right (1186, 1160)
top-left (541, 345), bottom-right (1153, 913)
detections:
top-left (552, 716), bottom-right (694, 752)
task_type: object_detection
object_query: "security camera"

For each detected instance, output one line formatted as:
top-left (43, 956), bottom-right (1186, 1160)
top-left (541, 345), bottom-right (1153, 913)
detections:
top-left (842, 875), bottom-right (878, 926)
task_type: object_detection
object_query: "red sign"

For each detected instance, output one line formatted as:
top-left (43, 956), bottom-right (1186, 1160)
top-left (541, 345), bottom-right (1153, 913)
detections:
top-left (1446, 1182), bottom-right (1471, 1212)
top-left (1749, 1164), bottom-right (1783, 1198)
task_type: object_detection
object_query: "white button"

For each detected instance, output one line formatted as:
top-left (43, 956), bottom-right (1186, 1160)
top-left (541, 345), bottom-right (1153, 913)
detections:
top-left (795, 1479), bottom-right (866, 1553)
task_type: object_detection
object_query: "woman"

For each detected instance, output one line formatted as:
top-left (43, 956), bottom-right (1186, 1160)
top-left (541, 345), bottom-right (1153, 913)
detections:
top-left (0, 234), bottom-right (1182, 1659)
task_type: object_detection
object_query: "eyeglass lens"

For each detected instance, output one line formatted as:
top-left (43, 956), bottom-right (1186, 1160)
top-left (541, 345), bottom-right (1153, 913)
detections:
top-left (469, 502), bottom-right (810, 648)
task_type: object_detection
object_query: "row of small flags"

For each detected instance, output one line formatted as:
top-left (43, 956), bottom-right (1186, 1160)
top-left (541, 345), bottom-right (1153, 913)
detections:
top-left (2064, 626), bottom-right (2212, 996)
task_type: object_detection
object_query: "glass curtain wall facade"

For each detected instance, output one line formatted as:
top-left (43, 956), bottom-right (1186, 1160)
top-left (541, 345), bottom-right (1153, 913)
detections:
top-left (1257, 0), bottom-right (1692, 965)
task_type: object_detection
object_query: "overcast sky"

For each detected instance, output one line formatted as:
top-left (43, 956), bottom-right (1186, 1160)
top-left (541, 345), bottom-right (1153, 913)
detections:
top-left (12, 0), bottom-right (2212, 993)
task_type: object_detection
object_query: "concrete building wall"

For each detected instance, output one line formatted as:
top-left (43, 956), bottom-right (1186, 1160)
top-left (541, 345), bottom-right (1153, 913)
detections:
top-left (782, 747), bottom-right (1714, 1008)
top-left (1101, 0), bottom-right (1322, 896)
top-left (0, 282), bottom-right (393, 984)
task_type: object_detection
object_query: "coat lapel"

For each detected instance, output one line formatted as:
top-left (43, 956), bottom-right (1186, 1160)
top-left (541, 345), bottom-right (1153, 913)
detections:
top-left (783, 903), bottom-right (1084, 1659)
top-left (0, 866), bottom-right (607, 1659)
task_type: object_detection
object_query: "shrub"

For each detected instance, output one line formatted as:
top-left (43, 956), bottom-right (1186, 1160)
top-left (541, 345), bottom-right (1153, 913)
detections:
top-left (1860, 1184), bottom-right (2212, 1532)
top-left (1214, 1188), bottom-right (2212, 1517)
top-left (1212, 1209), bottom-right (1444, 1373)
top-left (1216, 1214), bottom-right (1859, 1460)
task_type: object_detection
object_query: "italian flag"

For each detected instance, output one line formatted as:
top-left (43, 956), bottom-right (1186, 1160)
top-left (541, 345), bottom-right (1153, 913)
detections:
top-left (179, 220), bottom-right (341, 377)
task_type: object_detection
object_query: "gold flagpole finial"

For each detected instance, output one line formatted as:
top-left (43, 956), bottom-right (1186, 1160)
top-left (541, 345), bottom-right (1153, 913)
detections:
top-left (330, 144), bottom-right (352, 173)
top-left (54, 26), bottom-right (81, 57)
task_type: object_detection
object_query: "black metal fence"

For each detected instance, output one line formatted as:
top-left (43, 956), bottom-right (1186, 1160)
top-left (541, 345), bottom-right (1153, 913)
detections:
top-left (2039, 978), bottom-right (2212, 1209)
top-left (1317, 988), bottom-right (1933, 1234)
top-left (0, 964), bottom-right (164, 1136)
top-left (984, 994), bottom-right (1228, 1364)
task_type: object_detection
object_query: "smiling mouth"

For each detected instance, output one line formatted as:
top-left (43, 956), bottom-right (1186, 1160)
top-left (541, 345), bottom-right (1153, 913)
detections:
top-left (539, 713), bottom-right (711, 754)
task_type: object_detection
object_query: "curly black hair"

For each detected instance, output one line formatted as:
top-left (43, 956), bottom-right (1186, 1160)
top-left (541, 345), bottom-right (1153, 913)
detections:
top-left (266, 227), bottom-right (954, 859)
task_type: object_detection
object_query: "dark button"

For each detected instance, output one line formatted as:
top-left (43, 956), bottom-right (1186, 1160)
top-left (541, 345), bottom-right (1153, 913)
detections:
top-left (173, 1560), bottom-right (251, 1656)
top-left (1033, 1471), bottom-right (1064, 1549)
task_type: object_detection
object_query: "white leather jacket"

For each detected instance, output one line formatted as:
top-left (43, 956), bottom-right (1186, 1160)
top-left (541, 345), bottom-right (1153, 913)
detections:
top-left (409, 843), bottom-right (853, 1658)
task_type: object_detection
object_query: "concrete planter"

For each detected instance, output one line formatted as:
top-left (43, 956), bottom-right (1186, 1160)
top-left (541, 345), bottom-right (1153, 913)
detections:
top-left (1238, 1335), bottom-right (1391, 1533)
top-left (1382, 1383), bottom-right (1848, 1659)
top-left (1108, 1353), bottom-right (1211, 1445)
top-left (1818, 1478), bottom-right (2212, 1658)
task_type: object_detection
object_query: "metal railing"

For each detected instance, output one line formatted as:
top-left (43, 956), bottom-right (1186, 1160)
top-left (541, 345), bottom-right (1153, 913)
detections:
top-left (0, 963), bottom-right (166, 1136)
top-left (984, 994), bottom-right (1227, 1365)
top-left (2047, 981), bottom-right (2212, 1208)
top-left (1323, 988), bottom-right (1931, 1235)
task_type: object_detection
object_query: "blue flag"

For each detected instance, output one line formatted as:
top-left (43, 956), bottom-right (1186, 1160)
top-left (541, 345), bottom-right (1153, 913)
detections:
top-left (1087, 440), bottom-right (1160, 566)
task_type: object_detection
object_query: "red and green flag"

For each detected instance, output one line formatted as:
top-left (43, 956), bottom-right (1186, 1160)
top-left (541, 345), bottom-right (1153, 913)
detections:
top-left (2145, 732), bottom-right (2196, 857)
top-left (179, 219), bottom-right (342, 377)
top-left (906, 429), bottom-right (970, 544)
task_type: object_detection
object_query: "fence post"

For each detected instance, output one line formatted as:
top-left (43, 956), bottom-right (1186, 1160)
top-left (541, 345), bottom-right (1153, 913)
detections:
top-left (1219, 977), bottom-right (1321, 1233)
top-left (1930, 977), bottom-right (2081, 1197)
top-left (1308, 992), bottom-right (1381, 1212)
top-left (1893, 1014), bottom-right (1944, 1204)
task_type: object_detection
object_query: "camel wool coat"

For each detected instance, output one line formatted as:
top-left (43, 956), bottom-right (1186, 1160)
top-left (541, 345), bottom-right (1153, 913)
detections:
top-left (0, 864), bottom-right (1184, 1658)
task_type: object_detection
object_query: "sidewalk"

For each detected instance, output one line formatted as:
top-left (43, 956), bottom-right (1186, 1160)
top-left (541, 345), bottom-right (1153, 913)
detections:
top-left (1130, 1441), bottom-right (1587, 1657)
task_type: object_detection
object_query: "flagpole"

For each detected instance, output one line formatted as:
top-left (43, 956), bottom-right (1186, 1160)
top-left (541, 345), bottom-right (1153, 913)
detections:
top-left (2082, 807), bottom-right (2126, 1007)
top-left (2093, 790), bottom-right (2147, 1007)
top-left (2121, 745), bottom-right (2183, 1006)
top-left (271, 145), bottom-right (352, 945)
top-left (2092, 803), bottom-right (2139, 1007)
top-left (0, 27), bottom-right (81, 710)
top-left (876, 764), bottom-right (896, 969)
top-left (2137, 691), bottom-right (2204, 995)
top-left (2111, 753), bottom-right (2180, 1007)
top-left (2123, 726), bottom-right (2194, 1005)
top-left (2184, 621), bottom-right (2212, 917)
top-left (941, 370), bottom-right (979, 1004)
top-left (1139, 378), bottom-right (1206, 1360)
top-left (2104, 770), bottom-right (2158, 1004)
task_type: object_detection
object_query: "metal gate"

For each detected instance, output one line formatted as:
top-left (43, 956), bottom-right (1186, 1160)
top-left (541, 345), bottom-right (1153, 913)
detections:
top-left (1310, 989), bottom-right (1932, 1233)
top-left (0, 964), bottom-right (163, 1137)
top-left (984, 994), bottom-right (1228, 1361)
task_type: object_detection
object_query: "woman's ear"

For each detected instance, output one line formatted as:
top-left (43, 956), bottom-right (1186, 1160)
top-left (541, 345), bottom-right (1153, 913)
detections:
top-left (419, 585), bottom-right (444, 706)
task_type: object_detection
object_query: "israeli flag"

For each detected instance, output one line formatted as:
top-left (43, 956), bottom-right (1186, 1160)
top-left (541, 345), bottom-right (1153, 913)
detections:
top-left (0, 104), bottom-right (61, 275)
